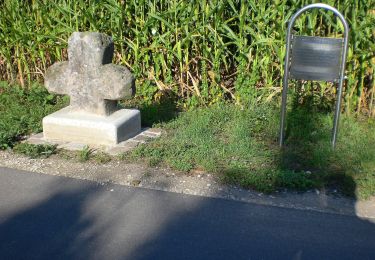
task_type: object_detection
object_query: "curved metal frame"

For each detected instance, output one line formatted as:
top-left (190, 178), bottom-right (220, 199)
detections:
top-left (279, 3), bottom-right (349, 149)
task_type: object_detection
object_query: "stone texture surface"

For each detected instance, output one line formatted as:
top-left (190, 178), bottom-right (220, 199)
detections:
top-left (58, 143), bottom-right (88, 151)
top-left (45, 32), bottom-right (135, 116)
top-left (43, 31), bottom-right (140, 146)
top-left (43, 107), bottom-right (141, 146)
top-left (105, 128), bottom-right (163, 155)
top-left (105, 141), bottom-right (140, 156)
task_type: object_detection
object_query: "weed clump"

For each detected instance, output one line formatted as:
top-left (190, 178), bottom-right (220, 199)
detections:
top-left (78, 146), bottom-right (92, 162)
top-left (13, 143), bottom-right (57, 158)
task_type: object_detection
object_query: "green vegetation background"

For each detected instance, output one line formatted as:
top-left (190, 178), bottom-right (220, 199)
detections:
top-left (0, 0), bottom-right (375, 198)
top-left (0, 0), bottom-right (374, 112)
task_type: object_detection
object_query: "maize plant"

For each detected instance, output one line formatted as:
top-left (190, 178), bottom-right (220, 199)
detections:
top-left (0, 0), bottom-right (374, 113)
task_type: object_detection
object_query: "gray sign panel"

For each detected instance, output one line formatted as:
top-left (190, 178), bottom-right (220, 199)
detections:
top-left (289, 36), bottom-right (343, 82)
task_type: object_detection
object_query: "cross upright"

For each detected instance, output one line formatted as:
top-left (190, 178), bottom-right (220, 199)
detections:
top-left (45, 32), bottom-right (135, 116)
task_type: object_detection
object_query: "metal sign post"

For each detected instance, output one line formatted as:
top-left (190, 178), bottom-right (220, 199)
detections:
top-left (279, 3), bottom-right (349, 149)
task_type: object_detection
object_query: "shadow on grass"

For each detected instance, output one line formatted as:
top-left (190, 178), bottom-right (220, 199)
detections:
top-left (279, 86), bottom-right (356, 197)
top-left (121, 94), bottom-right (180, 127)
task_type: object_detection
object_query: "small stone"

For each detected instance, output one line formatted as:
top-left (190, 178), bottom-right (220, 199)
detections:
top-left (131, 135), bottom-right (152, 144)
top-left (117, 140), bottom-right (139, 147)
top-left (144, 128), bottom-right (162, 136)
top-left (141, 131), bottom-right (160, 138)
top-left (106, 141), bottom-right (139, 156)
top-left (131, 179), bottom-right (141, 186)
top-left (58, 142), bottom-right (87, 151)
top-left (25, 138), bottom-right (50, 146)
top-left (28, 133), bottom-right (44, 140)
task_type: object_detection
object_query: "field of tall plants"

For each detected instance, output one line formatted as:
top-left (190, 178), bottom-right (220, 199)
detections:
top-left (0, 0), bottom-right (374, 113)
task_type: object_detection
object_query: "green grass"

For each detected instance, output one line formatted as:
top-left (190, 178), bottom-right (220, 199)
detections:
top-left (93, 151), bottom-right (112, 164)
top-left (78, 146), bottom-right (92, 162)
top-left (59, 148), bottom-right (112, 164)
top-left (2, 81), bottom-right (374, 198)
top-left (13, 143), bottom-right (57, 158)
top-left (132, 99), bottom-right (375, 199)
top-left (0, 81), bottom-right (68, 149)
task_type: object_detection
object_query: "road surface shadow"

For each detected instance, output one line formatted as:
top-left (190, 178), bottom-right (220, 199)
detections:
top-left (127, 197), bottom-right (375, 260)
top-left (0, 168), bottom-right (374, 260)
top-left (0, 171), bottom-right (137, 260)
top-left (0, 186), bottom-right (97, 259)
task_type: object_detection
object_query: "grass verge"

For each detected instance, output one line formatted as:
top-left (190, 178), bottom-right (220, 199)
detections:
top-left (14, 144), bottom-right (113, 164)
top-left (0, 81), bottom-right (68, 149)
top-left (2, 81), bottom-right (374, 198)
top-left (132, 101), bottom-right (375, 199)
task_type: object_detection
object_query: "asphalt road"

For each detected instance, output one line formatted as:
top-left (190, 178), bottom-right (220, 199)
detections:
top-left (0, 167), bottom-right (374, 260)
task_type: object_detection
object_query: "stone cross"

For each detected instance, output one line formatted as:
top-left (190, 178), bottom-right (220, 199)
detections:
top-left (45, 32), bottom-right (135, 116)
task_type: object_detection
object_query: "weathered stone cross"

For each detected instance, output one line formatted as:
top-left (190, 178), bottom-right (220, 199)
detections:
top-left (45, 32), bottom-right (135, 116)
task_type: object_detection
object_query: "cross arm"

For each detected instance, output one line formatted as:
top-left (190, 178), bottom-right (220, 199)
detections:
top-left (44, 62), bottom-right (70, 95)
top-left (99, 64), bottom-right (135, 100)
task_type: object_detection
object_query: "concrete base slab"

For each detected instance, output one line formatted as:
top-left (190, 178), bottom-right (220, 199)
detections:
top-left (26, 128), bottom-right (163, 156)
top-left (43, 106), bottom-right (141, 146)
top-left (58, 142), bottom-right (88, 151)
top-left (105, 140), bottom-right (140, 156)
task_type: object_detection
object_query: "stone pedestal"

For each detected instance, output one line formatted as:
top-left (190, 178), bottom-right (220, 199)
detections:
top-left (43, 107), bottom-right (141, 146)
top-left (42, 32), bottom-right (140, 147)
